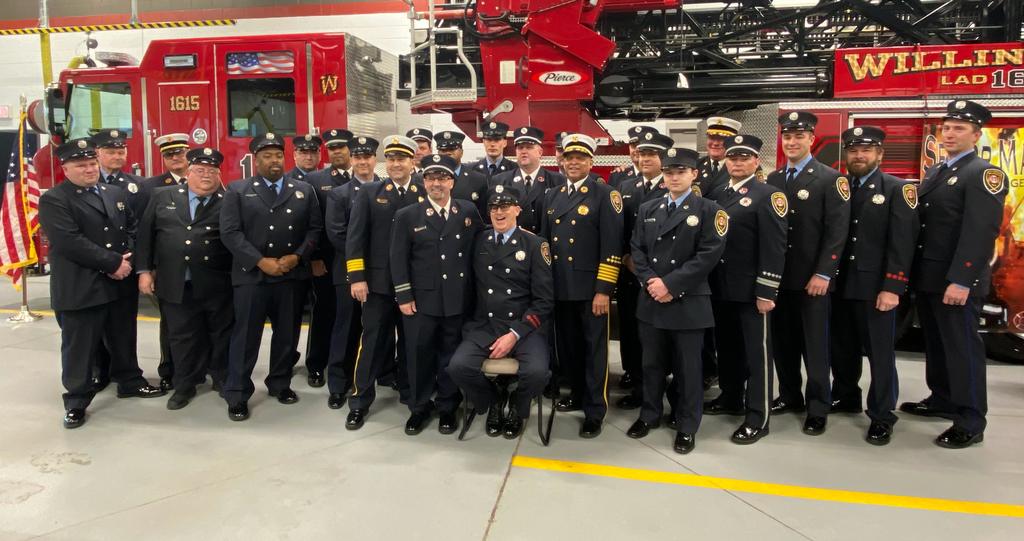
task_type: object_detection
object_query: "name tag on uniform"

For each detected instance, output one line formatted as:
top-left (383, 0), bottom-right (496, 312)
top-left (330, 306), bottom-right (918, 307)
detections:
top-left (245, 193), bottom-right (259, 197)
top-left (376, 197), bottom-right (389, 204)
top-left (644, 218), bottom-right (657, 223)
top-left (165, 205), bottom-right (176, 210)
top-left (414, 226), bottom-right (427, 232)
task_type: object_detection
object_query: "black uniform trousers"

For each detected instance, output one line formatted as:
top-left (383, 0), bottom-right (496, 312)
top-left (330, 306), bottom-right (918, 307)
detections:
top-left (403, 312), bottom-right (463, 414)
top-left (326, 286), bottom-right (362, 394)
top-left (349, 292), bottom-right (409, 411)
top-left (222, 280), bottom-right (307, 405)
top-left (554, 300), bottom-right (610, 420)
top-left (616, 274), bottom-right (642, 391)
top-left (637, 322), bottom-right (704, 434)
top-left (304, 272), bottom-right (336, 374)
top-left (161, 282), bottom-right (233, 393)
top-left (56, 295), bottom-right (147, 409)
top-left (772, 290), bottom-right (832, 417)
top-left (713, 300), bottom-right (772, 428)
top-left (917, 293), bottom-right (987, 433)
top-left (448, 332), bottom-right (550, 417)
top-left (95, 292), bottom-right (174, 382)
top-left (830, 298), bottom-right (900, 425)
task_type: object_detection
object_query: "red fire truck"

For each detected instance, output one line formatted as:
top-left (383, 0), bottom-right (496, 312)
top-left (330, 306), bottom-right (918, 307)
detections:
top-left (31, 32), bottom-right (405, 187)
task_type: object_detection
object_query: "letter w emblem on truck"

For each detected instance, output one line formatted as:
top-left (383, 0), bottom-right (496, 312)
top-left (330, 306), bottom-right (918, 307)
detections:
top-left (320, 74), bottom-right (339, 95)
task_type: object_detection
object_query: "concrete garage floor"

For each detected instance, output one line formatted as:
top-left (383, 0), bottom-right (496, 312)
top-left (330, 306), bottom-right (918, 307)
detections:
top-left (0, 275), bottom-right (1022, 540)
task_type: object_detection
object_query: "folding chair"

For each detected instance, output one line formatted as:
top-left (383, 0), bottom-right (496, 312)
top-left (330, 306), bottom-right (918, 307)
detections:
top-left (457, 357), bottom-right (556, 445)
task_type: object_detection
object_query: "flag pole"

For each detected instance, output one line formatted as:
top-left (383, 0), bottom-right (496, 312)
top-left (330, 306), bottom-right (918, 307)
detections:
top-left (7, 96), bottom-right (41, 323)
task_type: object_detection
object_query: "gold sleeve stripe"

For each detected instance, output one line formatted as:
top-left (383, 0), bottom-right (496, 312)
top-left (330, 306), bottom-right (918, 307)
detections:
top-left (346, 259), bottom-right (365, 272)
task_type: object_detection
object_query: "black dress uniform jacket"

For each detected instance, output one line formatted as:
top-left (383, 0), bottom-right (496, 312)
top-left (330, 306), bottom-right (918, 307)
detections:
top-left (630, 193), bottom-right (728, 329)
top-left (453, 166), bottom-right (490, 220)
top-left (707, 179), bottom-right (788, 302)
top-left (390, 198), bottom-right (483, 317)
top-left (540, 177), bottom-right (624, 300)
top-left (491, 168), bottom-right (564, 234)
top-left (136, 185), bottom-right (231, 304)
top-left (766, 158), bottom-right (851, 289)
top-left (285, 166), bottom-right (318, 183)
top-left (620, 175), bottom-right (667, 249)
top-left (461, 227), bottom-right (554, 348)
top-left (697, 156), bottom-right (730, 199)
top-left (608, 165), bottom-right (638, 188)
top-left (345, 179), bottom-right (425, 294)
top-left (101, 170), bottom-right (147, 216)
top-left (839, 169), bottom-right (919, 300)
top-left (39, 181), bottom-right (135, 311)
top-left (219, 176), bottom-right (323, 285)
top-left (472, 156), bottom-right (516, 179)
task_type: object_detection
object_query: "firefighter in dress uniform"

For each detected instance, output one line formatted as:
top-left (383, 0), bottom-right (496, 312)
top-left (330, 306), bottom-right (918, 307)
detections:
top-left (900, 100), bottom-right (1008, 449)
top-left (447, 189), bottom-right (554, 439)
top-left (540, 133), bottom-right (624, 438)
top-left (136, 147), bottom-right (234, 410)
top-left (704, 135), bottom-right (787, 444)
top-left (219, 133), bottom-right (323, 421)
top-left (391, 154), bottom-right (483, 435)
top-left (472, 121), bottom-right (516, 180)
top-left (286, 133), bottom-right (323, 182)
top-left (625, 146), bottom-right (727, 454)
top-left (434, 130), bottom-right (490, 220)
top-left (490, 126), bottom-right (564, 234)
top-left (766, 111), bottom-right (851, 436)
top-left (608, 125), bottom-right (659, 188)
top-left (39, 138), bottom-right (165, 429)
top-left (408, 128), bottom-right (434, 165)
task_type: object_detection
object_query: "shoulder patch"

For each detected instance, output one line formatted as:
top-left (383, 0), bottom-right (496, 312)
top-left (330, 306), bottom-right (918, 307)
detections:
top-left (902, 184), bottom-right (918, 209)
top-left (692, 185), bottom-right (702, 197)
top-left (714, 209), bottom-right (729, 237)
top-left (540, 242), bottom-right (552, 266)
top-left (983, 168), bottom-right (1005, 195)
top-left (771, 191), bottom-right (788, 218)
top-left (836, 176), bottom-right (851, 201)
top-left (610, 190), bottom-right (623, 214)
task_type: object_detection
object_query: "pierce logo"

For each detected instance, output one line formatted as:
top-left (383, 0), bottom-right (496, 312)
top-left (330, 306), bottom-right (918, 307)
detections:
top-left (535, 71), bottom-right (586, 86)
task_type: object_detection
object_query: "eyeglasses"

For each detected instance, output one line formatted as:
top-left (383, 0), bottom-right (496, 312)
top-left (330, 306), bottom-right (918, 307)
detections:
top-left (489, 204), bottom-right (515, 212)
top-left (191, 167), bottom-right (220, 178)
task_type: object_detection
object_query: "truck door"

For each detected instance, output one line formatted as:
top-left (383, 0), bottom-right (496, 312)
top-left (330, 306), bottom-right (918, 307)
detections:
top-left (156, 81), bottom-right (214, 170)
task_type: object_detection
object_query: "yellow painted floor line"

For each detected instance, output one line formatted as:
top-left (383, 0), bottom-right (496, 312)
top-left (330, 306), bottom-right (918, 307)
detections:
top-left (0, 308), bottom-right (308, 328)
top-left (512, 456), bottom-right (1024, 519)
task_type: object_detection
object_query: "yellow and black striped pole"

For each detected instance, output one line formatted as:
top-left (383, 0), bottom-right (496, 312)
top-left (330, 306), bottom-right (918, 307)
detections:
top-left (0, 19), bottom-right (236, 36)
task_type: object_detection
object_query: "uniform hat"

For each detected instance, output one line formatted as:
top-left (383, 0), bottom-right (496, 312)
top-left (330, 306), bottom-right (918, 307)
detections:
top-left (627, 125), bottom-right (659, 144)
top-left (323, 129), bottom-right (354, 147)
top-left (635, 132), bottom-right (675, 152)
top-left (249, 132), bottom-right (285, 154)
top-left (660, 147), bottom-right (699, 170)
top-left (943, 99), bottom-right (992, 126)
top-left (154, 133), bottom-right (190, 155)
top-left (705, 117), bottom-right (742, 138)
top-left (91, 129), bottom-right (127, 149)
top-left (382, 135), bottom-right (418, 157)
top-left (481, 121), bottom-right (510, 139)
top-left (56, 138), bottom-right (97, 163)
top-left (349, 136), bottom-right (380, 156)
top-left (488, 189), bottom-right (519, 207)
top-left (561, 133), bottom-right (597, 157)
top-left (420, 154), bottom-right (458, 176)
top-left (406, 128), bottom-right (433, 142)
top-left (513, 126), bottom-right (544, 146)
top-left (842, 126), bottom-right (886, 148)
top-left (778, 111), bottom-right (818, 132)
top-left (554, 131), bottom-right (571, 150)
top-left (186, 147), bottom-right (224, 167)
top-left (724, 134), bottom-right (764, 156)
top-left (433, 130), bottom-right (467, 150)
top-left (292, 134), bottom-right (323, 150)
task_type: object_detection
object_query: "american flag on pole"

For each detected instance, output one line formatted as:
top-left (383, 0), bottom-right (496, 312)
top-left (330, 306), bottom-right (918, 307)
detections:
top-left (0, 109), bottom-right (41, 289)
top-left (226, 51), bottom-right (295, 75)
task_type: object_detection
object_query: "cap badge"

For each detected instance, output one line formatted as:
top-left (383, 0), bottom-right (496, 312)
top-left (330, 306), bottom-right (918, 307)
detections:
top-left (444, 132), bottom-right (452, 139)
top-left (489, 122), bottom-right (497, 129)
top-left (667, 149), bottom-right (677, 157)
top-left (77, 140), bottom-right (87, 148)
top-left (788, 112), bottom-right (799, 121)
top-left (266, 133), bottom-right (275, 140)
top-left (853, 127), bottom-right (863, 136)
top-left (432, 155), bottom-right (441, 163)
top-left (521, 128), bottom-right (528, 134)
top-left (955, 101), bottom-right (966, 109)
top-left (495, 184), bottom-right (504, 193)
top-left (304, 134), bottom-right (312, 141)
top-left (413, 129), bottom-right (420, 135)
top-left (111, 130), bottom-right (119, 137)
top-left (644, 133), bottom-right (653, 140)
top-left (359, 137), bottom-right (366, 144)
top-left (735, 135), bottom-right (744, 143)
top-left (391, 137), bottom-right (400, 144)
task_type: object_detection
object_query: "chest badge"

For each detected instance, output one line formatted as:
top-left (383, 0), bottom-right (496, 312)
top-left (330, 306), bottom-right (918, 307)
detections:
top-left (577, 204), bottom-right (590, 216)
top-left (465, 217), bottom-right (472, 227)
top-left (739, 197), bottom-right (752, 207)
top-left (686, 215), bottom-right (699, 226)
top-left (376, 197), bottom-right (389, 204)
top-left (127, 182), bottom-right (138, 193)
top-left (515, 250), bottom-right (526, 261)
top-left (797, 189), bottom-right (810, 200)
top-left (872, 194), bottom-right (885, 205)
top-left (295, 191), bottom-right (304, 199)
top-left (946, 176), bottom-right (958, 186)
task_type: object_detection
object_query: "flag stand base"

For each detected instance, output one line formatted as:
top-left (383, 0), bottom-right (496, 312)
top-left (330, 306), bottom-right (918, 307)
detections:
top-left (8, 305), bottom-right (41, 322)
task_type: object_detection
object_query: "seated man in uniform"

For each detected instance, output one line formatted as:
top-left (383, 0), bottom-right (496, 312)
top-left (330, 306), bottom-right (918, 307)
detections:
top-left (447, 190), bottom-right (554, 439)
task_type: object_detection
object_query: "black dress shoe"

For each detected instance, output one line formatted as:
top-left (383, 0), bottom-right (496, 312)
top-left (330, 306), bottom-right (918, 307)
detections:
top-left (438, 412), bottom-right (458, 435)
top-left (273, 388), bottom-right (299, 404)
top-left (935, 426), bottom-right (984, 449)
top-left (702, 375), bottom-right (718, 391)
top-left (160, 377), bottom-right (174, 391)
top-left (770, 397), bottom-right (806, 414)
top-left (91, 377), bottom-right (110, 393)
top-left (579, 418), bottom-right (603, 439)
top-left (618, 372), bottom-right (635, 389)
top-left (63, 408), bottom-right (86, 429)
top-left (616, 395), bottom-right (641, 410)
top-left (899, 400), bottom-right (955, 420)
top-left (802, 416), bottom-right (827, 436)
top-left (703, 398), bottom-right (744, 416)
top-left (117, 384), bottom-right (167, 399)
top-left (405, 412), bottom-right (429, 435)
top-left (346, 409), bottom-right (367, 430)
top-left (673, 432), bottom-right (696, 454)
top-left (555, 396), bottom-right (582, 412)
top-left (626, 419), bottom-right (657, 439)
top-left (307, 371), bottom-right (325, 388)
top-left (503, 409), bottom-right (525, 439)
top-left (731, 423), bottom-right (769, 444)
top-left (228, 403), bottom-right (249, 422)
top-left (327, 393), bottom-right (346, 410)
top-left (167, 388), bottom-right (197, 411)
top-left (866, 422), bottom-right (892, 446)
top-left (486, 404), bottom-right (505, 437)
top-left (830, 399), bottom-right (863, 414)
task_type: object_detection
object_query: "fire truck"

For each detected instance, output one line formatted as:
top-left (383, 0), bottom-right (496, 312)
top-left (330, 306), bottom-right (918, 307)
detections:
top-left (30, 32), bottom-right (407, 187)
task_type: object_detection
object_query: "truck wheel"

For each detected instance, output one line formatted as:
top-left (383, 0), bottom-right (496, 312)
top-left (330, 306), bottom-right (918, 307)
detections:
top-left (983, 333), bottom-right (1024, 364)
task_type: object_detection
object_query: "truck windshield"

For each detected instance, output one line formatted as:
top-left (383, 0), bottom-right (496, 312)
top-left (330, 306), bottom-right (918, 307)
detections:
top-left (66, 82), bottom-right (132, 139)
top-left (227, 77), bottom-right (297, 137)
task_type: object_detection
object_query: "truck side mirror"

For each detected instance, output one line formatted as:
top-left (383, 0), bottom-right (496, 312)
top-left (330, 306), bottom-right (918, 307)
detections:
top-left (46, 87), bottom-right (67, 140)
